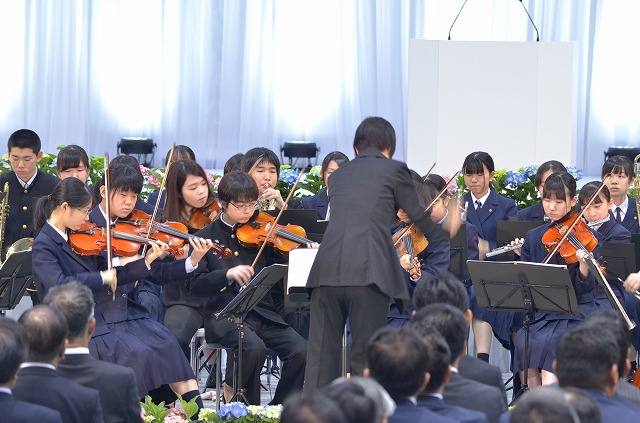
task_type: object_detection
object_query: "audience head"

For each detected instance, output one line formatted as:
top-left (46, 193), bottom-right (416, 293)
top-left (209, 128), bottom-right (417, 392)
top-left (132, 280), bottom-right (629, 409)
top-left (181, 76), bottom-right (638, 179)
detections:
top-left (18, 305), bottom-right (68, 364)
top-left (224, 153), bottom-right (245, 174)
top-left (0, 317), bottom-right (28, 387)
top-left (43, 281), bottom-right (95, 343)
top-left (584, 310), bottom-right (631, 379)
top-left (510, 387), bottom-right (580, 423)
top-left (280, 392), bottom-right (347, 423)
top-left (353, 117), bottom-right (396, 157)
top-left (327, 376), bottom-right (395, 423)
top-left (7, 129), bottom-right (43, 182)
top-left (407, 324), bottom-right (451, 394)
top-left (365, 327), bottom-right (430, 399)
top-left (555, 324), bottom-right (619, 396)
top-left (413, 272), bottom-right (469, 315)
top-left (562, 387), bottom-right (601, 423)
top-left (410, 304), bottom-right (467, 365)
top-left (57, 145), bottom-right (90, 183)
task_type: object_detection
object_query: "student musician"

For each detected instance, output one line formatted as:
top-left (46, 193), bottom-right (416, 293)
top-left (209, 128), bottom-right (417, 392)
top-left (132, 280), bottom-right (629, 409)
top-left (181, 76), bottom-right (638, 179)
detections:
top-left (31, 177), bottom-right (212, 411)
top-left (146, 144), bottom-right (197, 212)
top-left (224, 153), bottom-right (245, 174)
top-left (56, 145), bottom-right (91, 184)
top-left (517, 160), bottom-right (567, 222)
top-left (602, 155), bottom-right (639, 234)
top-left (301, 151), bottom-right (349, 220)
top-left (514, 172), bottom-right (595, 387)
top-left (188, 171), bottom-right (307, 405)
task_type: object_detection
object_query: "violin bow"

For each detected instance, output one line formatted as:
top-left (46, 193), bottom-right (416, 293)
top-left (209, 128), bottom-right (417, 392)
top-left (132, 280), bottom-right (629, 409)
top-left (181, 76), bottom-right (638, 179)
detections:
top-left (250, 169), bottom-right (306, 270)
top-left (542, 174), bottom-right (610, 264)
top-left (142, 143), bottom-right (175, 251)
top-left (104, 153), bottom-right (115, 301)
top-left (422, 162), bottom-right (437, 182)
top-left (393, 169), bottom-right (461, 247)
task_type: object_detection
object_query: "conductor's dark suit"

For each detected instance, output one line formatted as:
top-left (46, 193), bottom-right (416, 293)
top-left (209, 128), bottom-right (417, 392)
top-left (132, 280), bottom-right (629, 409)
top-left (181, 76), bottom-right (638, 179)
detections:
top-left (12, 366), bottom-right (103, 423)
top-left (305, 148), bottom-right (438, 390)
top-left (0, 391), bottom-right (62, 423)
top-left (57, 353), bottom-right (142, 423)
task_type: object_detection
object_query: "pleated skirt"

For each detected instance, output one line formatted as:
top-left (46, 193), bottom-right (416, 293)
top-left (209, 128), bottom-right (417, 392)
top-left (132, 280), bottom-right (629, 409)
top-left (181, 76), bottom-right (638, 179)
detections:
top-left (513, 316), bottom-right (579, 373)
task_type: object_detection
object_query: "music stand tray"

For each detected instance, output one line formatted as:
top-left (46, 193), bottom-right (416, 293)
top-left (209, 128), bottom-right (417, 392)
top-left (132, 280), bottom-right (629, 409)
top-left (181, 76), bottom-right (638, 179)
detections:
top-left (467, 259), bottom-right (578, 403)
top-left (0, 250), bottom-right (33, 312)
top-left (215, 264), bottom-right (288, 404)
top-left (600, 242), bottom-right (636, 283)
top-left (448, 224), bottom-right (469, 281)
top-left (494, 220), bottom-right (547, 261)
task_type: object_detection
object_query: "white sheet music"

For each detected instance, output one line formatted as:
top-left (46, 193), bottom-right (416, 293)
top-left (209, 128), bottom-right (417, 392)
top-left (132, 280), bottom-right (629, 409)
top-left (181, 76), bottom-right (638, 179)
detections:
top-left (287, 248), bottom-right (318, 293)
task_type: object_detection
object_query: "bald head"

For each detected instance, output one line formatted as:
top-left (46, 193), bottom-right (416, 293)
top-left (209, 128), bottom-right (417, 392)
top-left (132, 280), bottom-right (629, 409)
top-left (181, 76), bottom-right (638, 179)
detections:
top-left (18, 305), bottom-right (68, 363)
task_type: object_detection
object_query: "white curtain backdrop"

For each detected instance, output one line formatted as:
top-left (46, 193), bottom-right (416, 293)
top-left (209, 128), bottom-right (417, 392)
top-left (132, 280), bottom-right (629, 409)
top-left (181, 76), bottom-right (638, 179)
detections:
top-left (0, 1), bottom-right (635, 174)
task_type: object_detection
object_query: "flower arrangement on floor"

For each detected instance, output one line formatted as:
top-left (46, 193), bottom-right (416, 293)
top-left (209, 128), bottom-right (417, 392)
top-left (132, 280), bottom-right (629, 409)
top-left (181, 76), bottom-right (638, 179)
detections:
top-left (141, 395), bottom-right (282, 423)
top-left (455, 165), bottom-right (583, 209)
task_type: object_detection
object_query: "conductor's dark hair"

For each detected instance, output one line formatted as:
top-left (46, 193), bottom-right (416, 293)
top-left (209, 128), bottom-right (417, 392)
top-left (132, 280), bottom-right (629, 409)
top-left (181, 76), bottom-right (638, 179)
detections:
top-left (165, 145), bottom-right (196, 166)
top-left (163, 159), bottom-right (214, 223)
top-left (241, 147), bottom-right (281, 177)
top-left (34, 177), bottom-right (93, 231)
top-left (562, 387), bottom-right (601, 423)
top-left (57, 145), bottom-right (90, 173)
top-left (224, 153), bottom-right (245, 175)
top-left (0, 317), bottom-right (27, 384)
top-left (555, 324), bottom-right (619, 390)
top-left (584, 310), bottom-right (630, 378)
top-left (534, 160), bottom-right (567, 188)
top-left (18, 305), bottom-right (68, 363)
top-left (578, 181), bottom-right (611, 206)
top-left (8, 129), bottom-right (41, 153)
top-left (413, 272), bottom-right (469, 312)
top-left (322, 379), bottom-right (377, 423)
top-left (353, 117), bottom-right (396, 157)
top-left (510, 387), bottom-right (580, 423)
top-left (366, 327), bottom-right (429, 398)
top-left (44, 282), bottom-right (94, 342)
top-left (407, 324), bottom-right (451, 393)
top-left (411, 304), bottom-right (467, 364)
top-left (217, 171), bottom-right (259, 205)
top-left (602, 155), bottom-right (634, 179)
top-left (280, 392), bottom-right (347, 423)
top-left (321, 151), bottom-right (349, 175)
top-left (462, 151), bottom-right (495, 175)
top-left (542, 171), bottom-right (576, 203)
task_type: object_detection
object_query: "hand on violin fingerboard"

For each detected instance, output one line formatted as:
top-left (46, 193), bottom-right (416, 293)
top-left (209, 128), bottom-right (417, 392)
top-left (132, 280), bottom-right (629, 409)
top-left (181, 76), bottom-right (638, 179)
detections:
top-left (188, 237), bottom-right (214, 267)
top-left (226, 265), bottom-right (254, 288)
top-left (144, 241), bottom-right (169, 266)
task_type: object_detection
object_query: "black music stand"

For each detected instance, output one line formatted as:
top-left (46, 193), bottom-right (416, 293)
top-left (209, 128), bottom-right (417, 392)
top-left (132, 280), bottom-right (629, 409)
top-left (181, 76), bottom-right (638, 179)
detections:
top-left (467, 260), bottom-right (578, 403)
top-left (494, 220), bottom-right (546, 260)
top-left (0, 250), bottom-right (33, 314)
top-left (600, 242), bottom-right (636, 284)
top-left (215, 264), bottom-right (288, 404)
top-left (448, 224), bottom-right (469, 281)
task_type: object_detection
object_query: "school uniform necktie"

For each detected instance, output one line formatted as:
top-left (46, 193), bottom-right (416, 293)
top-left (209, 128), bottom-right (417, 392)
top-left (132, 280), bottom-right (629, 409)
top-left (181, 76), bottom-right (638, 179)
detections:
top-left (616, 207), bottom-right (622, 224)
top-left (475, 200), bottom-right (482, 210)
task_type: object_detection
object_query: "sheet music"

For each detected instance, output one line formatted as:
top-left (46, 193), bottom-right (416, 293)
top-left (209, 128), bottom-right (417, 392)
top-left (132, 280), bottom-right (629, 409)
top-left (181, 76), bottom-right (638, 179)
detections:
top-left (288, 248), bottom-right (318, 293)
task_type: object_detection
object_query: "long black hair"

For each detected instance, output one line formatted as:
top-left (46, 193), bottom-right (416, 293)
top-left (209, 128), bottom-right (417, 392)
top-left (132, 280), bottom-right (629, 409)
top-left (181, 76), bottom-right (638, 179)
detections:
top-left (34, 178), bottom-right (93, 231)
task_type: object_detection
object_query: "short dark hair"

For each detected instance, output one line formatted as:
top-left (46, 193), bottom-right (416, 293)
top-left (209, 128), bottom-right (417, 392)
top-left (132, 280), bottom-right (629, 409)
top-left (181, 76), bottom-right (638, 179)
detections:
top-left (511, 387), bottom-right (580, 423)
top-left (322, 379), bottom-right (377, 423)
top-left (224, 153), bottom-right (245, 175)
top-left (542, 172), bottom-right (576, 203)
top-left (584, 310), bottom-right (630, 378)
top-left (413, 272), bottom-right (469, 312)
top-left (555, 324), bottom-right (619, 390)
top-left (34, 177), bottom-right (93, 231)
top-left (217, 171), bottom-right (259, 205)
top-left (578, 181), bottom-right (611, 207)
top-left (353, 117), bottom-right (396, 157)
top-left (57, 145), bottom-right (90, 174)
top-left (43, 282), bottom-right (95, 342)
top-left (534, 160), bottom-right (567, 188)
top-left (366, 327), bottom-right (429, 398)
top-left (165, 145), bottom-right (196, 166)
top-left (18, 305), bottom-right (68, 363)
top-left (8, 129), bottom-right (41, 154)
top-left (321, 151), bottom-right (349, 175)
top-left (410, 304), bottom-right (467, 364)
top-left (602, 155), bottom-right (634, 179)
top-left (407, 324), bottom-right (451, 393)
top-left (562, 387), bottom-right (601, 423)
top-left (109, 160), bottom-right (144, 194)
top-left (241, 148), bottom-right (281, 177)
top-left (280, 392), bottom-right (347, 423)
top-left (0, 317), bottom-right (27, 384)
top-left (462, 151), bottom-right (495, 175)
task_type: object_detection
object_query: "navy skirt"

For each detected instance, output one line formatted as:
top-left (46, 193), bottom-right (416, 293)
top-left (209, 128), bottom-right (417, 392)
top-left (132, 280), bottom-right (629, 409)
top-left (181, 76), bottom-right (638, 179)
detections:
top-left (89, 317), bottom-right (195, 398)
top-left (513, 316), bottom-right (579, 373)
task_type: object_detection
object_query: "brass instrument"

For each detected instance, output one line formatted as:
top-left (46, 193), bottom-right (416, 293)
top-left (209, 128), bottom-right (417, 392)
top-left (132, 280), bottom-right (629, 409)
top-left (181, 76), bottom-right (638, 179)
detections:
top-left (256, 184), bottom-right (276, 211)
top-left (0, 182), bottom-right (9, 264)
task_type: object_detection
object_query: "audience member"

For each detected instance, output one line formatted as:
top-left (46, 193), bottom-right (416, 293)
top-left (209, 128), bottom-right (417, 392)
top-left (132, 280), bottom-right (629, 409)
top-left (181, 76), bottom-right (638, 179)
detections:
top-left (12, 305), bottom-right (104, 423)
top-left (325, 376), bottom-right (395, 423)
top-left (365, 327), bottom-right (456, 423)
top-left (411, 304), bottom-right (506, 423)
top-left (562, 387), bottom-right (602, 423)
top-left (44, 282), bottom-right (142, 423)
top-left (509, 387), bottom-right (581, 423)
top-left (280, 392), bottom-right (348, 423)
top-left (0, 317), bottom-right (62, 423)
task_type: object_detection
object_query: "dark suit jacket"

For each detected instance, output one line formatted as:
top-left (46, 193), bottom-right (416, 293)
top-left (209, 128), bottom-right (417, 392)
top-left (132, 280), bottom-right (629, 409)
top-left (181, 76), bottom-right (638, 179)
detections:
top-left (417, 394), bottom-right (489, 423)
top-left (306, 148), bottom-right (439, 300)
top-left (516, 201), bottom-right (545, 222)
top-left (457, 355), bottom-right (507, 405)
top-left (584, 387), bottom-right (640, 420)
top-left (617, 380), bottom-right (640, 407)
top-left (12, 366), bottom-right (103, 423)
top-left (301, 188), bottom-right (329, 220)
top-left (57, 354), bottom-right (142, 423)
top-left (620, 196), bottom-right (640, 234)
top-left (443, 372), bottom-right (506, 423)
top-left (390, 398), bottom-right (457, 423)
top-left (464, 190), bottom-right (517, 250)
top-left (0, 391), bottom-right (62, 423)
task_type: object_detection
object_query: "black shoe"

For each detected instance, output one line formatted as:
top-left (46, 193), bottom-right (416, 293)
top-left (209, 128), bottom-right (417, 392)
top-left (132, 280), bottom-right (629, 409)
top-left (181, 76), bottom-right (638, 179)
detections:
top-left (205, 367), bottom-right (218, 389)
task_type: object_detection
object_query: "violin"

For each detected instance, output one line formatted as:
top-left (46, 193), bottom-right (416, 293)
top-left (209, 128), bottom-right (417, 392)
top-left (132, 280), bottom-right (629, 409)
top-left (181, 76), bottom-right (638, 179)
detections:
top-left (541, 213), bottom-right (598, 264)
top-left (392, 224), bottom-right (429, 279)
top-left (188, 198), bottom-right (222, 230)
top-left (235, 211), bottom-right (313, 254)
top-left (117, 209), bottom-right (232, 258)
top-left (69, 222), bottom-right (160, 257)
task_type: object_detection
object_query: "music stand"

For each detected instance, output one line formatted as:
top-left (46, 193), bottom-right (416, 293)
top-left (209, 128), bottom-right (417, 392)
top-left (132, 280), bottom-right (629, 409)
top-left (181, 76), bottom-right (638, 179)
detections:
top-left (215, 264), bottom-right (288, 404)
top-left (467, 260), bottom-right (578, 403)
top-left (448, 224), bottom-right (469, 281)
top-left (494, 220), bottom-right (546, 260)
top-left (0, 250), bottom-right (33, 314)
top-left (600, 242), bottom-right (636, 284)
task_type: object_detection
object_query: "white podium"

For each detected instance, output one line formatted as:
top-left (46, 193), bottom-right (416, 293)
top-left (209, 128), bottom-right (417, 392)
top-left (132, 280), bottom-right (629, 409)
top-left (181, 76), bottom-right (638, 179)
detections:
top-left (407, 40), bottom-right (576, 175)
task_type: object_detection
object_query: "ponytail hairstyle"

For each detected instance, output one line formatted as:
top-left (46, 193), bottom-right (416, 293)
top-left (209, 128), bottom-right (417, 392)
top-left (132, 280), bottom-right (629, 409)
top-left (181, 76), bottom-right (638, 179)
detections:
top-left (34, 178), bottom-right (93, 231)
top-left (163, 159), bottom-right (214, 223)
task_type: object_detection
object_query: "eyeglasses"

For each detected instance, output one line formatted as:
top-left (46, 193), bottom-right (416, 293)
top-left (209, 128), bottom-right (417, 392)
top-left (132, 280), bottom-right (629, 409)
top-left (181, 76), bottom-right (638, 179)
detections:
top-left (74, 208), bottom-right (91, 217)
top-left (229, 201), bottom-right (258, 212)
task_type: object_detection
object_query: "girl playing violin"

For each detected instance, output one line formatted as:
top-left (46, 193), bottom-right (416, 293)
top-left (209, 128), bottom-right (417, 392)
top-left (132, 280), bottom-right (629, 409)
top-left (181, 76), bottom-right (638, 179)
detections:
top-left (301, 151), bottom-right (349, 220)
top-left (188, 171), bottom-right (307, 405)
top-left (514, 171), bottom-right (595, 387)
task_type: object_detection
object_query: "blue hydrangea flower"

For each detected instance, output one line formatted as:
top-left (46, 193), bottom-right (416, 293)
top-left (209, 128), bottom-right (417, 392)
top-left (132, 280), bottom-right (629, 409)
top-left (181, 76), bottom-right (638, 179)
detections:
top-left (218, 402), bottom-right (248, 420)
top-left (506, 172), bottom-right (516, 184)
top-left (515, 172), bottom-right (527, 186)
top-left (279, 168), bottom-right (300, 185)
